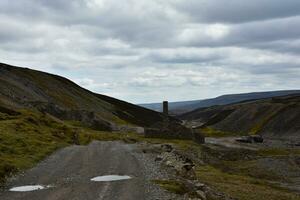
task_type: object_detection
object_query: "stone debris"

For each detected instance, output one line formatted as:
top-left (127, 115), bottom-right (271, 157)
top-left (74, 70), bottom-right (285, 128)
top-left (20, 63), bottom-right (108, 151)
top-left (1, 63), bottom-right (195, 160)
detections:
top-left (153, 143), bottom-right (234, 200)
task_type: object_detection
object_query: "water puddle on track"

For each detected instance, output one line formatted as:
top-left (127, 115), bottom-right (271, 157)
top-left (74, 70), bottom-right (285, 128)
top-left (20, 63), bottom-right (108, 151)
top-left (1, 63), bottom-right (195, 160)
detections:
top-left (9, 185), bottom-right (52, 192)
top-left (91, 175), bottom-right (132, 182)
top-left (9, 175), bottom-right (131, 192)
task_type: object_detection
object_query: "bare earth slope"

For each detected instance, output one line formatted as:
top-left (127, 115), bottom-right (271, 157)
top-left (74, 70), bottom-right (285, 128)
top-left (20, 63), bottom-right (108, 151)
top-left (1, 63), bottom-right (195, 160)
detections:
top-left (180, 94), bottom-right (300, 139)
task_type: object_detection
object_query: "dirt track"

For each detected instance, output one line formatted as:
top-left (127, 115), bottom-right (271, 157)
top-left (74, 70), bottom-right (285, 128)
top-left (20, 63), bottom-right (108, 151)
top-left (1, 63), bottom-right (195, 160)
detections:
top-left (0, 141), bottom-right (174, 200)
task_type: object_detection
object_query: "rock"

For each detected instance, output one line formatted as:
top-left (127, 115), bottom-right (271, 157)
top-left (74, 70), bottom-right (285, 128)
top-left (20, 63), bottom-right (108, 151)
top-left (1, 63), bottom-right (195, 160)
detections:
top-left (252, 135), bottom-right (263, 143)
top-left (195, 182), bottom-right (205, 190)
top-left (166, 160), bottom-right (173, 167)
top-left (183, 163), bottom-right (194, 171)
top-left (196, 190), bottom-right (207, 200)
top-left (181, 164), bottom-right (196, 179)
top-left (236, 135), bottom-right (263, 143)
top-left (122, 137), bottom-right (137, 144)
top-left (161, 144), bottom-right (173, 152)
top-left (235, 136), bottom-right (253, 143)
top-left (193, 131), bottom-right (205, 144)
top-left (155, 155), bottom-right (163, 162)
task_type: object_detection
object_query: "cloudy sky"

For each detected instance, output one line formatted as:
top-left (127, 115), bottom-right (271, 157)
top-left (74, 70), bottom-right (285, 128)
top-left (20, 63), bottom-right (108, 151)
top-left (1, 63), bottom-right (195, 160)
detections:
top-left (1, 0), bottom-right (300, 103)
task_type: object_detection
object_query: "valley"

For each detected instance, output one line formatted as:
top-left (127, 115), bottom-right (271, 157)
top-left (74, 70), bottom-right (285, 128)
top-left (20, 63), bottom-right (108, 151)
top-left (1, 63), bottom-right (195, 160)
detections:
top-left (0, 63), bottom-right (299, 200)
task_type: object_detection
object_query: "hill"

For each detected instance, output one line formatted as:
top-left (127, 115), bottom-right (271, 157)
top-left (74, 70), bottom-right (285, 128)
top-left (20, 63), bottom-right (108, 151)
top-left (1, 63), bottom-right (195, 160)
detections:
top-left (0, 62), bottom-right (193, 184)
top-left (0, 63), bottom-right (169, 130)
top-left (140, 90), bottom-right (300, 115)
top-left (179, 94), bottom-right (300, 139)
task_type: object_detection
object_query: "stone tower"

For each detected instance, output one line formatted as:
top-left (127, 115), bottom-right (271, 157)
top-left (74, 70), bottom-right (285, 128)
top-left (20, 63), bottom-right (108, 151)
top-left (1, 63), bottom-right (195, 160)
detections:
top-left (163, 101), bottom-right (168, 116)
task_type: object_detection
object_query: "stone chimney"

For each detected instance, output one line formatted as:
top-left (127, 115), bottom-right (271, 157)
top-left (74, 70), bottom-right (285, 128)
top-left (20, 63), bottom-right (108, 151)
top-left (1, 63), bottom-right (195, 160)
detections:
top-left (163, 101), bottom-right (168, 116)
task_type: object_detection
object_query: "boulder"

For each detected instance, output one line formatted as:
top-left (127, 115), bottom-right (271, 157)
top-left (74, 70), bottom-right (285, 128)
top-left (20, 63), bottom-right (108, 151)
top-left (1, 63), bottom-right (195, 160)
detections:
top-left (236, 135), bottom-right (263, 143)
top-left (252, 135), bottom-right (264, 143)
top-left (161, 144), bottom-right (173, 152)
top-left (235, 136), bottom-right (253, 143)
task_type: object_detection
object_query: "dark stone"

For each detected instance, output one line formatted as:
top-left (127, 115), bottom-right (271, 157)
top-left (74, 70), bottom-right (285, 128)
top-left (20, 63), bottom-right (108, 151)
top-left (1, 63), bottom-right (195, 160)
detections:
top-left (193, 131), bottom-right (205, 144)
top-left (144, 122), bottom-right (193, 140)
top-left (155, 155), bottom-right (163, 162)
top-left (236, 135), bottom-right (264, 143)
top-left (252, 135), bottom-right (264, 143)
top-left (236, 136), bottom-right (253, 143)
top-left (161, 144), bottom-right (173, 152)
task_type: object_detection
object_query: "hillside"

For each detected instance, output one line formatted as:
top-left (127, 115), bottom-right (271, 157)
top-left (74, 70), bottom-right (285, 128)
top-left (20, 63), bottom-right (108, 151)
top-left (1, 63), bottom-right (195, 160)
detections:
top-left (180, 94), bottom-right (300, 139)
top-left (0, 63), bottom-right (169, 130)
top-left (0, 62), bottom-right (185, 184)
top-left (140, 90), bottom-right (300, 115)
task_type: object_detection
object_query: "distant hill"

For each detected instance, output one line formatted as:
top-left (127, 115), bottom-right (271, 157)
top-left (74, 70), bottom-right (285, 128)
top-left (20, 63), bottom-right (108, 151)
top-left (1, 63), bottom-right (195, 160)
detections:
top-left (0, 63), bottom-right (172, 130)
top-left (179, 94), bottom-right (300, 139)
top-left (140, 90), bottom-right (300, 115)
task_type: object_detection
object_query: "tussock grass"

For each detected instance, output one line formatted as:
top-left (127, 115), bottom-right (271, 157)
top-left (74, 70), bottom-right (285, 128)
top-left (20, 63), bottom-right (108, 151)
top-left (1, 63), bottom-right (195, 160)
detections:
top-left (152, 179), bottom-right (188, 195)
top-left (196, 165), bottom-right (300, 200)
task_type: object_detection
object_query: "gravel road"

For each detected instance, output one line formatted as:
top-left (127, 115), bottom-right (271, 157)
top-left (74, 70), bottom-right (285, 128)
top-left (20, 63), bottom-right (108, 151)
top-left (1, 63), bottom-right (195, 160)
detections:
top-left (0, 141), bottom-right (176, 200)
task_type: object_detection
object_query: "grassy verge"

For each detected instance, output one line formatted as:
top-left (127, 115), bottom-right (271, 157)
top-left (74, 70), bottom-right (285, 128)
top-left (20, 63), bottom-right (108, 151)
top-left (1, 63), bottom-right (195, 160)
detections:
top-left (152, 179), bottom-right (188, 195)
top-left (196, 165), bottom-right (300, 200)
top-left (0, 109), bottom-right (142, 185)
top-left (0, 110), bottom-right (73, 184)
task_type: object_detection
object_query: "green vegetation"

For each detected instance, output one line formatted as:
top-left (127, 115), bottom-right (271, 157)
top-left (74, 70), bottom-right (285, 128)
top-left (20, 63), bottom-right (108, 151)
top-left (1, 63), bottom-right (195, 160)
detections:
top-left (0, 109), bottom-right (141, 185)
top-left (258, 148), bottom-right (300, 157)
top-left (1, 106), bottom-right (300, 200)
top-left (196, 165), bottom-right (300, 200)
top-left (152, 179), bottom-right (188, 195)
top-left (249, 109), bottom-right (281, 135)
top-left (199, 127), bottom-right (243, 137)
top-left (0, 110), bottom-right (72, 184)
top-left (215, 160), bottom-right (284, 181)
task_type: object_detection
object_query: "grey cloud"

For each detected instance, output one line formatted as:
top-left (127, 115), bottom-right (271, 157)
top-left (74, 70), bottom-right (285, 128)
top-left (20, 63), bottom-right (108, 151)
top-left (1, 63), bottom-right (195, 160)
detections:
top-left (177, 0), bottom-right (300, 24)
top-left (145, 48), bottom-right (225, 64)
top-left (0, 0), bottom-right (299, 103)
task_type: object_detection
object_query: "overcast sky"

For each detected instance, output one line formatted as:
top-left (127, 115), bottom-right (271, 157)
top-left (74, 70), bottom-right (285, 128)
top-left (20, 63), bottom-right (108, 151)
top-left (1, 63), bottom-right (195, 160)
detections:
top-left (1, 0), bottom-right (300, 103)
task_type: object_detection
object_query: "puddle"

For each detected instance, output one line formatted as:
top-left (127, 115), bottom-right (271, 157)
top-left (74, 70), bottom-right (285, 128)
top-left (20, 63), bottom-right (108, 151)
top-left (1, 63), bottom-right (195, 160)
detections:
top-left (91, 175), bottom-right (132, 182)
top-left (9, 185), bottom-right (51, 192)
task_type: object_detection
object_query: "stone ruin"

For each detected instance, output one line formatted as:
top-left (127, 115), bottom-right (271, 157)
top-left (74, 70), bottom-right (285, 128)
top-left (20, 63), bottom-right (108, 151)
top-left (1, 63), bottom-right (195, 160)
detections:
top-left (144, 101), bottom-right (205, 144)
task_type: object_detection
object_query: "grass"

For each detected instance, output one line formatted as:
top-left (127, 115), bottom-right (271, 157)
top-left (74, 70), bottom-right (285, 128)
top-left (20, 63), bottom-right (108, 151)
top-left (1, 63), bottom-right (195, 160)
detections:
top-left (196, 165), bottom-right (300, 200)
top-left (0, 110), bottom-right (72, 184)
top-left (1, 107), bottom-right (300, 200)
top-left (0, 109), bottom-right (143, 185)
top-left (152, 179), bottom-right (188, 195)
top-left (199, 127), bottom-right (243, 137)
top-left (249, 109), bottom-right (281, 135)
top-left (258, 148), bottom-right (300, 157)
top-left (0, 107), bottom-right (200, 185)
top-left (214, 160), bottom-right (284, 181)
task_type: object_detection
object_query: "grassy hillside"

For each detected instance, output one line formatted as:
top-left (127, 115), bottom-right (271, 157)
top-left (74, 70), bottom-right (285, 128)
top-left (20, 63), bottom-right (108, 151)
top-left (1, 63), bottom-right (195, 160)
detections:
top-left (0, 63), bottom-right (167, 129)
top-left (0, 62), bottom-right (183, 184)
top-left (180, 94), bottom-right (300, 139)
top-left (0, 105), bottom-right (147, 185)
top-left (0, 108), bottom-right (75, 184)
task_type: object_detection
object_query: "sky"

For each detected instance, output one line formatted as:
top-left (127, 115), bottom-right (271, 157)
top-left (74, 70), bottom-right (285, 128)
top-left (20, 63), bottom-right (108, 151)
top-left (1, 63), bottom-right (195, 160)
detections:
top-left (1, 0), bottom-right (300, 103)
